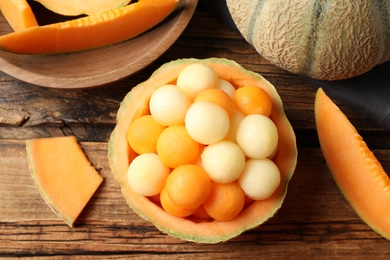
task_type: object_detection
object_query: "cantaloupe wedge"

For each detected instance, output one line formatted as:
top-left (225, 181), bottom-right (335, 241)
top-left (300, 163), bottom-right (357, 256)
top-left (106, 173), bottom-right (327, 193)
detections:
top-left (26, 136), bottom-right (103, 227)
top-left (33, 0), bottom-right (132, 16)
top-left (0, 0), bottom-right (179, 54)
top-left (315, 88), bottom-right (390, 240)
top-left (0, 0), bottom-right (38, 31)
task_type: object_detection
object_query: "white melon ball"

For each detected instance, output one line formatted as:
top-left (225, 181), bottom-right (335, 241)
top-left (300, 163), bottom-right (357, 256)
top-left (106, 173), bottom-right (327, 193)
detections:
top-left (201, 140), bottom-right (246, 183)
top-left (236, 114), bottom-right (278, 159)
top-left (185, 102), bottom-right (230, 145)
top-left (127, 153), bottom-right (170, 196)
top-left (215, 79), bottom-right (236, 97)
top-left (224, 109), bottom-right (244, 142)
top-left (149, 84), bottom-right (192, 126)
top-left (238, 158), bottom-right (281, 200)
top-left (176, 63), bottom-right (218, 100)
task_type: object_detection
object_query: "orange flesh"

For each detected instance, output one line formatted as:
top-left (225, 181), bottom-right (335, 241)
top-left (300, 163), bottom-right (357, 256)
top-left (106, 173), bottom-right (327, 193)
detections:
top-left (233, 85), bottom-right (272, 117)
top-left (315, 88), bottom-right (390, 240)
top-left (0, 0), bottom-right (38, 31)
top-left (108, 58), bottom-right (297, 243)
top-left (26, 136), bottom-right (103, 227)
top-left (0, 0), bottom-right (178, 54)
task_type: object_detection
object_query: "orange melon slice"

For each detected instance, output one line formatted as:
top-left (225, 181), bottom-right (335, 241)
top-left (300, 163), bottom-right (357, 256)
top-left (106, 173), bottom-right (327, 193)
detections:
top-left (0, 0), bottom-right (38, 31)
top-left (315, 87), bottom-right (390, 240)
top-left (0, 0), bottom-right (179, 54)
top-left (26, 136), bottom-right (103, 227)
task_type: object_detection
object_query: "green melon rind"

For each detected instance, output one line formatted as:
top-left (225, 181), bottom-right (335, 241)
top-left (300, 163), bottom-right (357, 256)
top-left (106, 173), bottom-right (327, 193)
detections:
top-left (108, 58), bottom-right (297, 243)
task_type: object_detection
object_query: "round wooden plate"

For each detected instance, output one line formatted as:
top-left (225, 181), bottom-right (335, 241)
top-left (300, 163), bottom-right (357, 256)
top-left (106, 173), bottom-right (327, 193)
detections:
top-left (0, 0), bottom-right (198, 89)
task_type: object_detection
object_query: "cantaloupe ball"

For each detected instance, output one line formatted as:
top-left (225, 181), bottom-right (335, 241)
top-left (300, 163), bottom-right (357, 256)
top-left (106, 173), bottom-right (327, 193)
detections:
top-left (185, 102), bottom-right (230, 145)
top-left (194, 88), bottom-right (235, 117)
top-left (224, 109), bottom-right (244, 142)
top-left (160, 187), bottom-right (197, 218)
top-left (215, 78), bottom-right (236, 97)
top-left (176, 63), bottom-right (218, 100)
top-left (165, 164), bottom-right (212, 210)
top-left (126, 115), bottom-right (166, 154)
top-left (156, 125), bottom-right (200, 168)
top-left (236, 114), bottom-right (278, 159)
top-left (233, 85), bottom-right (273, 117)
top-left (201, 140), bottom-right (246, 183)
top-left (238, 158), bottom-right (281, 200)
top-left (203, 181), bottom-right (245, 221)
top-left (149, 84), bottom-right (192, 126)
top-left (127, 153), bottom-right (170, 196)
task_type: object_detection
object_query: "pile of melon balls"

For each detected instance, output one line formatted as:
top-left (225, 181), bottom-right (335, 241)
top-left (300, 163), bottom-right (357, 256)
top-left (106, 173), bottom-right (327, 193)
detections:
top-left (126, 63), bottom-right (280, 222)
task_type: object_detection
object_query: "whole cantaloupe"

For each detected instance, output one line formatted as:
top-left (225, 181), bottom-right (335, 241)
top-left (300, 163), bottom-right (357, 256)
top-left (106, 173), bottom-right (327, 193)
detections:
top-left (227, 0), bottom-right (390, 80)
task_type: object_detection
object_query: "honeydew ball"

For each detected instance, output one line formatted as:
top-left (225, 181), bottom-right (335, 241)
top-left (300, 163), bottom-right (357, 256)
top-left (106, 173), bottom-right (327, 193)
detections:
top-left (215, 79), bottom-right (236, 98)
top-left (185, 102), bottom-right (230, 145)
top-left (201, 140), bottom-right (246, 183)
top-left (127, 153), bottom-right (170, 196)
top-left (176, 63), bottom-right (218, 100)
top-left (236, 114), bottom-right (278, 159)
top-left (238, 158), bottom-right (281, 200)
top-left (149, 84), bottom-right (192, 126)
top-left (224, 109), bottom-right (245, 142)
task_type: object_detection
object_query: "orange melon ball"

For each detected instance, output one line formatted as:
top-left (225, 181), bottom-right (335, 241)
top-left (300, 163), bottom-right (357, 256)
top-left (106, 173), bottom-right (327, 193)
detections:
top-left (149, 84), bottom-right (192, 126)
top-left (203, 181), bottom-right (245, 222)
top-left (233, 85), bottom-right (272, 117)
top-left (185, 102), bottom-right (230, 145)
top-left (127, 153), bottom-right (170, 196)
top-left (165, 164), bottom-right (212, 210)
top-left (192, 205), bottom-right (211, 220)
top-left (126, 115), bottom-right (166, 154)
top-left (156, 125), bottom-right (200, 168)
top-left (176, 63), bottom-right (218, 100)
top-left (160, 187), bottom-right (197, 217)
top-left (194, 88), bottom-right (235, 117)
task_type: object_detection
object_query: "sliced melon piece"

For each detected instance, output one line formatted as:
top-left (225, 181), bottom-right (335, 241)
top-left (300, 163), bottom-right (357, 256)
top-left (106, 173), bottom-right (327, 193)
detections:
top-left (33, 0), bottom-right (132, 16)
top-left (26, 136), bottom-right (103, 227)
top-left (315, 87), bottom-right (390, 240)
top-left (0, 0), bottom-right (179, 54)
top-left (0, 0), bottom-right (38, 31)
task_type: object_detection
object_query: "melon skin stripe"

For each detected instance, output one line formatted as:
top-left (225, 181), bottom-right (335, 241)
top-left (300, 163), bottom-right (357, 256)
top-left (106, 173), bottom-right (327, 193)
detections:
top-left (0, 0), bottom-right (179, 54)
top-left (0, 0), bottom-right (38, 31)
top-left (26, 136), bottom-right (103, 227)
top-left (315, 88), bottom-right (390, 240)
top-left (108, 58), bottom-right (298, 243)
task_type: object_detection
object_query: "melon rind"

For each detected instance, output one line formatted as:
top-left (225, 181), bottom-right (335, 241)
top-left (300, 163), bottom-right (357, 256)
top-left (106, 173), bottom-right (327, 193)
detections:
top-left (108, 58), bottom-right (297, 243)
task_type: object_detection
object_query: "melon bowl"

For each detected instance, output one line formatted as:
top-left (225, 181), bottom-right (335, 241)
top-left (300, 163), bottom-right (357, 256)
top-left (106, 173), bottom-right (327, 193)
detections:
top-left (108, 57), bottom-right (298, 243)
top-left (0, 0), bottom-right (197, 89)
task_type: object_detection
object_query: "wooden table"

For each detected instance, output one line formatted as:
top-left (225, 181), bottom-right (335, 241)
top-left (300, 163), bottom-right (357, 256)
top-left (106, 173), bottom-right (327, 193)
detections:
top-left (1, 4), bottom-right (390, 259)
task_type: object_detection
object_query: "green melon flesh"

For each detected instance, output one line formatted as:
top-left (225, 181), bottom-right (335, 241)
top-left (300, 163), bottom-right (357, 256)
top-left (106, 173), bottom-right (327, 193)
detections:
top-left (108, 58), bottom-right (297, 243)
top-left (315, 88), bottom-right (390, 240)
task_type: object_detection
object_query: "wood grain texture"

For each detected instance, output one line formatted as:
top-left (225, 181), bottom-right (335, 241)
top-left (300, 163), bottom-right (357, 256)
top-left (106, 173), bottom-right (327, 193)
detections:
top-left (1, 5), bottom-right (390, 259)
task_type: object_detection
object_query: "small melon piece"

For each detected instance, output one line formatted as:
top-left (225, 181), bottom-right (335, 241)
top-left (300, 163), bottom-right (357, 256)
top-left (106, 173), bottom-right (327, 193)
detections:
top-left (315, 88), bottom-right (390, 241)
top-left (26, 136), bottom-right (103, 227)
top-left (33, 0), bottom-right (132, 16)
top-left (0, 0), bottom-right (179, 54)
top-left (0, 0), bottom-right (38, 31)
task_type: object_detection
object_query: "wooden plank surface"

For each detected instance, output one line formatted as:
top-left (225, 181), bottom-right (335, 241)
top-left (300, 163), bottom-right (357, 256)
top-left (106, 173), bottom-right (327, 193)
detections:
top-left (1, 3), bottom-right (390, 259)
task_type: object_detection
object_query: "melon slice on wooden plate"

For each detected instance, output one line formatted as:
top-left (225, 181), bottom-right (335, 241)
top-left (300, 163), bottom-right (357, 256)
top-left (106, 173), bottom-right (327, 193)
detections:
top-left (315, 88), bottom-right (390, 240)
top-left (26, 136), bottom-right (103, 227)
top-left (0, 0), bottom-right (179, 54)
top-left (0, 0), bottom-right (38, 31)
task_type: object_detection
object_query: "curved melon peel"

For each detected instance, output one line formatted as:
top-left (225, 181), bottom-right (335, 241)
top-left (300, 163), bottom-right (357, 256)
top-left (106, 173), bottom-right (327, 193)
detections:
top-left (26, 136), bottom-right (103, 227)
top-left (108, 58), bottom-right (297, 243)
top-left (0, 0), bottom-right (179, 54)
top-left (315, 88), bottom-right (390, 240)
top-left (0, 0), bottom-right (38, 31)
top-left (33, 0), bottom-right (132, 16)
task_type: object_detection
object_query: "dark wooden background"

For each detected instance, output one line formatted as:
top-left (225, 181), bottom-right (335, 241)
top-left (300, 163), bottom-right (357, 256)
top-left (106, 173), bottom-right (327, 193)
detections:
top-left (1, 2), bottom-right (390, 259)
